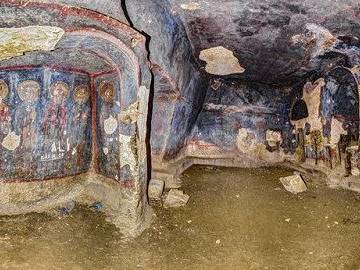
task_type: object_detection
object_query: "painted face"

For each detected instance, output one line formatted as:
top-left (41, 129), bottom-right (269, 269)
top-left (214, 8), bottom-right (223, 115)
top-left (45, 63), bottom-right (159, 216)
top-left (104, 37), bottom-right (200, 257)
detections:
top-left (99, 81), bottom-right (115, 103)
top-left (74, 85), bottom-right (90, 105)
top-left (0, 102), bottom-right (8, 113)
top-left (0, 80), bottom-right (9, 101)
top-left (50, 81), bottom-right (69, 104)
top-left (17, 80), bottom-right (40, 102)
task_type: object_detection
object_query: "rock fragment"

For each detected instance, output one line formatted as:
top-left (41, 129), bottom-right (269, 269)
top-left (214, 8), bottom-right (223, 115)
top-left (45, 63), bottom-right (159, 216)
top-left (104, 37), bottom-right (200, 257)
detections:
top-left (163, 189), bottom-right (190, 208)
top-left (279, 175), bottom-right (307, 194)
top-left (148, 179), bottom-right (165, 205)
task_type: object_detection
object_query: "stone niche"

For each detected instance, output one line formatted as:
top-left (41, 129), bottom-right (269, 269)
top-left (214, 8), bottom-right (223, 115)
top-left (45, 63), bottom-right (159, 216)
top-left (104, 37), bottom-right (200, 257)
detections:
top-left (0, 65), bottom-right (150, 236)
top-left (0, 2), bottom-right (152, 237)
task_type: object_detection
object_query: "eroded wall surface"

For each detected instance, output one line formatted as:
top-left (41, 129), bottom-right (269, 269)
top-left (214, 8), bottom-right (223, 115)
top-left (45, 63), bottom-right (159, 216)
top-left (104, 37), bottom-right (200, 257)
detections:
top-left (188, 80), bottom-right (294, 164)
top-left (126, 1), bottom-right (208, 164)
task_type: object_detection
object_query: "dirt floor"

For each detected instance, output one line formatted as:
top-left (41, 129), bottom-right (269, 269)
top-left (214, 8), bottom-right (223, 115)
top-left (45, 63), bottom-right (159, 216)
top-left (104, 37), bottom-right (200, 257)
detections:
top-left (0, 165), bottom-right (360, 270)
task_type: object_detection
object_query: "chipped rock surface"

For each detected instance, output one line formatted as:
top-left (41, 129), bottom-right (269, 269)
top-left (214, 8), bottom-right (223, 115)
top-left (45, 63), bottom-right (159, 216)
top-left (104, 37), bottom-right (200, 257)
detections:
top-left (199, 46), bottom-right (245, 76)
top-left (1, 131), bottom-right (21, 151)
top-left (163, 189), bottom-right (190, 208)
top-left (118, 133), bottom-right (139, 176)
top-left (329, 118), bottom-right (347, 146)
top-left (291, 24), bottom-right (336, 58)
top-left (280, 175), bottom-right (307, 194)
top-left (266, 130), bottom-right (282, 148)
top-left (235, 128), bottom-right (286, 163)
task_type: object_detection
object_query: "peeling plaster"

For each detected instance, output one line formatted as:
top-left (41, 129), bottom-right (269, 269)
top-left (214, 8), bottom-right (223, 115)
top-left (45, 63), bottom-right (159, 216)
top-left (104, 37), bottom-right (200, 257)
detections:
top-left (0, 26), bottom-right (64, 60)
top-left (119, 134), bottom-right (137, 173)
top-left (291, 78), bottom-right (325, 130)
top-left (291, 24), bottom-right (336, 58)
top-left (119, 102), bottom-right (139, 124)
top-left (180, 2), bottom-right (200, 10)
top-left (104, 115), bottom-right (118, 135)
top-left (199, 46), bottom-right (245, 76)
top-left (266, 130), bottom-right (282, 147)
top-left (1, 131), bottom-right (21, 151)
top-left (329, 118), bottom-right (347, 146)
top-left (236, 128), bottom-right (285, 162)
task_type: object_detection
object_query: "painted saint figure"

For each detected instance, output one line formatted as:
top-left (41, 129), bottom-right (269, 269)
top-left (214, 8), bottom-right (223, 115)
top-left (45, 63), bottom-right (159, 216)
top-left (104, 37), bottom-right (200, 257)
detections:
top-left (72, 84), bottom-right (91, 168)
top-left (42, 81), bottom-right (69, 160)
top-left (98, 80), bottom-right (121, 179)
top-left (15, 80), bottom-right (40, 151)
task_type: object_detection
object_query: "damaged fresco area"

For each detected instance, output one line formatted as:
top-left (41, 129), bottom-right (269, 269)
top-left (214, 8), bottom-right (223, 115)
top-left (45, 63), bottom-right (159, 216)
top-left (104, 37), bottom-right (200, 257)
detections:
top-left (188, 79), bottom-right (294, 164)
top-left (95, 74), bottom-right (139, 185)
top-left (0, 68), bottom-right (92, 181)
top-left (291, 67), bottom-right (359, 175)
top-left (96, 75), bottom-right (121, 181)
top-left (185, 21), bottom-right (360, 177)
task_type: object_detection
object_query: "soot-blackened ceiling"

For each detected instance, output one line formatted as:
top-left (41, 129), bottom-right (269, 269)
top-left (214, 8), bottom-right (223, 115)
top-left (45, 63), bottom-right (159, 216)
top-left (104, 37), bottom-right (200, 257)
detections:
top-left (170, 0), bottom-right (359, 85)
top-left (3, 0), bottom-right (358, 86)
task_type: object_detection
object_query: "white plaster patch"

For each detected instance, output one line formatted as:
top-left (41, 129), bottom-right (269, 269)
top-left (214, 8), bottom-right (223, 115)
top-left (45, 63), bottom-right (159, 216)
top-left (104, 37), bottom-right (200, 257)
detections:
top-left (104, 115), bottom-right (118, 135)
top-left (236, 128), bottom-right (259, 153)
top-left (51, 142), bottom-right (57, 153)
top-left (266, 130), bottom-right (282, 147)
top-left (180, 2), bottom-right (200, 10)
top-left (292, 78), bottom-right (325, 131)
top-left (199, 46), bottom-right (245, 75)
top-left (1, 131), bottom-right (20, 151)
top-left (118, 102), bottom-right (139, 124)
top-left (236, 128), bottom-right (286, 162)
top-left (291, 24), bottom-right (336, 58)
top-left (0, 26), bottom-right (64, 61)
top-left (103, 147), bottom-right (109, 155)
top-left (330, 118), bottom-right (347, 146)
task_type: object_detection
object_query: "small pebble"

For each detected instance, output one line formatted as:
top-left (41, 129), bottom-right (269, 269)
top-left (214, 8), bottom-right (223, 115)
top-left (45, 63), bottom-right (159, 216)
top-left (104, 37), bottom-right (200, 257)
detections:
top-left (285, 218), bottom-right (291, 223)
top-left (216, 239), bottom-right (221, 244)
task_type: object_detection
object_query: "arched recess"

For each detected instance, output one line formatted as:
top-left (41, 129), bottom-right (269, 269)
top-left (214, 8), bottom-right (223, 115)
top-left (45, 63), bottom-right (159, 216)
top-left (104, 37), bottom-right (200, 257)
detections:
top-left (321, 67), bottom-right (359, 144)
top-left (0, 1), bottom-right (151, 236)
top-left (61, 29), bottom-right (149, 187)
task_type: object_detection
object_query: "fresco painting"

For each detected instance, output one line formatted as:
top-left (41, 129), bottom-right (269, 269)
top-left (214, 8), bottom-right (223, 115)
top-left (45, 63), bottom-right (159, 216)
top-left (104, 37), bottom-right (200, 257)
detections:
top-left (96, 76), bottom-right (123, 181)
top-left (0, 68), bottom-right (92, 181)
